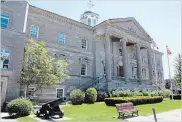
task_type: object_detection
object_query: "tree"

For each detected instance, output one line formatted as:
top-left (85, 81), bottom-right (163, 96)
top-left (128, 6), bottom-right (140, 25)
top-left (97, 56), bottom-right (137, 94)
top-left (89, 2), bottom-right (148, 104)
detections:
top-left (20, 39), bottom-right (69, 98)
top-left (173, 54), bottom-right (181, 89)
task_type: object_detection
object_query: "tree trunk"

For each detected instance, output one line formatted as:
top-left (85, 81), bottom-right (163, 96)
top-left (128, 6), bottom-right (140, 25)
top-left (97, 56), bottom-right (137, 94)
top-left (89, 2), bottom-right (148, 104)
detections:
top-left (25, 85), bottom-right (29, 98)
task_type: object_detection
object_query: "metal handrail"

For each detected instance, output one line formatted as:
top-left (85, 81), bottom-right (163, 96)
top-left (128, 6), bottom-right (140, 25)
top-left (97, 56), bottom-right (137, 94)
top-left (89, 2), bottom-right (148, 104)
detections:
top-left (79, 74), bottom-right (105, 90)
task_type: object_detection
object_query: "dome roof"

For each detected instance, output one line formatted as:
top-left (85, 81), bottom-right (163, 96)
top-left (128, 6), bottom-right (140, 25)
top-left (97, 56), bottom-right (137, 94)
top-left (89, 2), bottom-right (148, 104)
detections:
top-left (83, 11), bottom-right (93, 14)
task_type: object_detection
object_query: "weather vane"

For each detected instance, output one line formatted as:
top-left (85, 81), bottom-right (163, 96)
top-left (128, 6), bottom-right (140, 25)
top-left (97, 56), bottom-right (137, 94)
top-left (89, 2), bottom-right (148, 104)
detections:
top-left (87, 0), bottom-right (94, 11)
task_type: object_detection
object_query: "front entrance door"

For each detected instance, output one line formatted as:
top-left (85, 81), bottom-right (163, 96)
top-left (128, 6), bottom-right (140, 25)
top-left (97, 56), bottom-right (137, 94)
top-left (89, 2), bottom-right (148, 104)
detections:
top-left (1, 77), bottom-right (8, 106)
top-left (118, 66), bottom-right (124, 77)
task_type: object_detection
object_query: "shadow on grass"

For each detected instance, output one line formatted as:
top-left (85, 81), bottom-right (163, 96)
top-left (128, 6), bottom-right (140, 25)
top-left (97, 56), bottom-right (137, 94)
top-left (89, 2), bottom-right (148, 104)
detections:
top-left (112, 114), bottom-right (139, 119)
top-left (2, 115), bottom-right (20, 119)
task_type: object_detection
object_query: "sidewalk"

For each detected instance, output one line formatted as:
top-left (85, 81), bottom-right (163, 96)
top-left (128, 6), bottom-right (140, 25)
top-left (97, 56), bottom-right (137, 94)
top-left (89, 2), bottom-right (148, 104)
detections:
top-left (1, 112), bottom-right (18, 122)
top-left (125, 109), bottom-right (182, 122)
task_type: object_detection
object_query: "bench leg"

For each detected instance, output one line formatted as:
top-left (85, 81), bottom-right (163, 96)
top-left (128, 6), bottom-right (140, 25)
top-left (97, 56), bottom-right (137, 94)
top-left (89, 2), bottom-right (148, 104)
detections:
top-left (136, 111), bottom-right (139, 116)
top-left (122, 113), bottom-right (125, 119)
top-left (118, 113), bottom-right (121, 119)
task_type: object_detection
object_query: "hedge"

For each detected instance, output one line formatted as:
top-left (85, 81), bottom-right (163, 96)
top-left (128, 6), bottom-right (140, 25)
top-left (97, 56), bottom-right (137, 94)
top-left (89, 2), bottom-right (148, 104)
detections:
top-left (104, 96), bottom-right (163, 106)
top-left (110, 90), bottom-right (164, 97)
top-left (170, 94), bottom-right (181, 100)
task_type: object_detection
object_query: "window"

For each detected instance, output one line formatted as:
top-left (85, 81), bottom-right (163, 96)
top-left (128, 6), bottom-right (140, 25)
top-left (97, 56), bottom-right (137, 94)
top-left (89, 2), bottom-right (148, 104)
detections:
top-left (1, 48), bottom-right (10, 69)
top-left (81, 64), bottom-right (87, 76)
top-left (82, 39), bottom-right (87, 49)
top-left (119, 49), bottom-right (122, 56)
top-left (58, 33), bottom-right (65, 44)
top-left (56, 88), bottom-right (64, 98)
top-left (1, 14), bottom-right (9, 29)
top-left (27, 87), bottom-right (35, 96)
top-left (93, 19), bottom-right (96, 26)
top-left (30, 25), bottom-right (39, 38)
top-left (142, 57), bottom-right (147, 64)
top-left (88, 18), bottom-right (91, 26)
top-left (132, 66), bottom-right (137, 79)
top-left (142, 68), bottom-right (148, 79)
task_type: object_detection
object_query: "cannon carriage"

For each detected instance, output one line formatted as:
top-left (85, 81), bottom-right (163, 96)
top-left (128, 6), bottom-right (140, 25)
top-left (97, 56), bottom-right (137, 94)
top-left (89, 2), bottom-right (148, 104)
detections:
top-left (36, 97), bottom-right (67, 119)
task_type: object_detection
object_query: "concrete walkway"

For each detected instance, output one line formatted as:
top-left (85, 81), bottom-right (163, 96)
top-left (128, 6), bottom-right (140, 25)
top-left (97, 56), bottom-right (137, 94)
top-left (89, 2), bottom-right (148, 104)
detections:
top-left (1, 112), bottom-right (71, 122)
top-left (125, 109), bottom-right (182, 122)
top-left (1, 112), bottom-right (18, 122)
top-left (29, 114), bottom-right (71, 122)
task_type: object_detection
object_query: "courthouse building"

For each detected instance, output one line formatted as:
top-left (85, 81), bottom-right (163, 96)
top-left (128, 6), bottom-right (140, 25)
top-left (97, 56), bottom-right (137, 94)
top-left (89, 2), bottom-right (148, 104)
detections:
top-left (1, 1), bottom-right (164, 103)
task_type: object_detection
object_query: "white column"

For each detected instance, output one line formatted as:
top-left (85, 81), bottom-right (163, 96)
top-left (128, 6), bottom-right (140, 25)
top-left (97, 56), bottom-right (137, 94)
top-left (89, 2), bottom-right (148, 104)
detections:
top-left (136, 43), bottom-right (142, 81)
top-left (113, 42), bottom-right (117, 79)
top-left (105, 34), bottom-right (111, 80)
top-left (147, 47), bottom-right (153, 81)
top-left (121, 39), bottom-right (129, 82)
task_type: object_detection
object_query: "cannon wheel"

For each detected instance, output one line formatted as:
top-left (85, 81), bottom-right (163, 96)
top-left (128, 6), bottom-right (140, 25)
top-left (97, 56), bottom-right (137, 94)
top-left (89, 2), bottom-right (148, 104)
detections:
top-left (59, 110), bottom-right (64, 118)
top-left (44, 111), bottom-right (50, 119)
top-left (36, 111), bottom-right (40, 117)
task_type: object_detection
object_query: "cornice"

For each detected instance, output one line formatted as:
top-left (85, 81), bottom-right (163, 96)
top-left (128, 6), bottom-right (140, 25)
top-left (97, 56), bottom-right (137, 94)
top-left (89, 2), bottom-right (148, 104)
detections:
top-left (153, 49), bottom-right (164, 55)
top-left (29, 5), bottom-right (93, 30)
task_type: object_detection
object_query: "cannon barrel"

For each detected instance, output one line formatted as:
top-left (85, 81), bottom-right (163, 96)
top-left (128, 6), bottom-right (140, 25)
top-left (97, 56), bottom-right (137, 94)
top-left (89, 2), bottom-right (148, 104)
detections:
top-left (42, 97), bottom-right (67, 108)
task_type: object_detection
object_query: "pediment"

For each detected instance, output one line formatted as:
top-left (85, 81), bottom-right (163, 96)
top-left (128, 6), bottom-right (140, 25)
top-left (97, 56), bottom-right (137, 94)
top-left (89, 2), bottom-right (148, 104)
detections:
top-left (109, 18), bottom-right (152, 41)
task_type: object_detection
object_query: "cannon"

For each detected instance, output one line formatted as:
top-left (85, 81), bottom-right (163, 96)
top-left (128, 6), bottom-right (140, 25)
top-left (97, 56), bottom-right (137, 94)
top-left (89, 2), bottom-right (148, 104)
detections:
top-left (36, 97), bottom-right (67, 119)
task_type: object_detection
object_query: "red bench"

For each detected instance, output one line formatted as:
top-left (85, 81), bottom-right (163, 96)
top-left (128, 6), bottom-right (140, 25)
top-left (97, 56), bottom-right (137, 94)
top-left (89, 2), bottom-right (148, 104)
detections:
top-left (116, 102), bottom-right (139, 119)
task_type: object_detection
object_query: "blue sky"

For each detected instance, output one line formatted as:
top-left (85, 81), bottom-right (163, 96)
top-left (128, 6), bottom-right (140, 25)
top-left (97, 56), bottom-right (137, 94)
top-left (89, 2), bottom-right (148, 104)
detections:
top-left (29, 0), bottom-right (181, 79)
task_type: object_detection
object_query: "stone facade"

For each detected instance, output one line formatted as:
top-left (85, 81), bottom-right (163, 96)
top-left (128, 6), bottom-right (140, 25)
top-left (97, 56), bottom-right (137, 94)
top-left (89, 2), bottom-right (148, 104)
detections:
top-left (1, 1), bottom-right (164, 103)
top-left (1, 1), bottom-right (29, 105)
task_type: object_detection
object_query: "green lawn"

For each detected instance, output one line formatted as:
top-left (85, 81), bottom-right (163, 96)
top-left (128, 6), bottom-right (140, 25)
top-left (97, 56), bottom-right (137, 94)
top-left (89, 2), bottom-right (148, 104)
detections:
top-left (17, 99), bottom-right (181, 122)
top-left (18, 116), bottom-right (39, 122)
top-left (61, 99), bottom-right (182, 121)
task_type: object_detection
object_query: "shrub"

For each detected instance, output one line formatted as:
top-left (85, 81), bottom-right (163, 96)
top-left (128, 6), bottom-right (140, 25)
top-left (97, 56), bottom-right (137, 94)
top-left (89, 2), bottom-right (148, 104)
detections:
top-left (158, 90), bottom-right (164, 96)
top-left (70, 89), bottom-right (85, 105)
top-left (163, 89), bottom-right (171, 97)
top-left (7, 98), bottom-right (33, 117)
top-left (104, 96), bottom-right (163, 106)
top-left (85, 88), bottom-right (97, 104)
top-left (142, 90), bottom-right (151, 96)
top-left (133, 90), bottom-right (143, 96)
top-left (97, 91), bottom-right (108, 102)
top-left (170, 94), bottom-right (181, 100)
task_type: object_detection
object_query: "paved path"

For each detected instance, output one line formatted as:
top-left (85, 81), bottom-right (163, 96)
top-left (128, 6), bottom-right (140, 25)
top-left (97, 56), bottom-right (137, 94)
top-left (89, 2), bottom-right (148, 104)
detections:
top-left (29, 114), bottom-right (71, 122)
top-left (1, 112), bottom-right (71, 122)
top-left (1, 112), bottom-right (18, 122)
top-left (125, 109), bottom-right (182, 122)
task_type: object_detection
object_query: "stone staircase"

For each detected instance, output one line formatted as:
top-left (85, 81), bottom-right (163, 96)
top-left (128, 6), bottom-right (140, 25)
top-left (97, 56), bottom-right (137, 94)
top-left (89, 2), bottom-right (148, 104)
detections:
top-left (78, 75), bottom-right (107, 91)
top-left (66, 75), bottom-right (107, 96)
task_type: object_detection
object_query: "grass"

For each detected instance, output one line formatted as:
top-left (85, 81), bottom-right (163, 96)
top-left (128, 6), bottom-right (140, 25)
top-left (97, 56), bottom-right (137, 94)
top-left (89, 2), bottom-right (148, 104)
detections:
top-left (61, 99), bottom-right (182, 121)
top-left (18, 116), bottom-right (39, 122)
top-left (16, 99), bottom-right (181, 122)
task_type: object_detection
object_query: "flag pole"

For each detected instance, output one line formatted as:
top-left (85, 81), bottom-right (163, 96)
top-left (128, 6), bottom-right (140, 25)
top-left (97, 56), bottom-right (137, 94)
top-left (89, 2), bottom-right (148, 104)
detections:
top-left (166, 46), bottom-right (173, 100)
top-left (152, 42), bottom-right (158, 95)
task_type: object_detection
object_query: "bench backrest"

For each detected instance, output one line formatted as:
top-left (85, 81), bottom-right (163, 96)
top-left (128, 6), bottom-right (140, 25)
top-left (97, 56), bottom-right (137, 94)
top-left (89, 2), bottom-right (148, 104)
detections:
top-left (116, 102), bottom-right (134, 112)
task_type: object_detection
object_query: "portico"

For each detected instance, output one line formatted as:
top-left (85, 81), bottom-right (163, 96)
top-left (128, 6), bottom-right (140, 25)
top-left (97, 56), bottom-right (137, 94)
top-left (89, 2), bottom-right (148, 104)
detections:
top-left (102, 24), bottom-right (153, 86)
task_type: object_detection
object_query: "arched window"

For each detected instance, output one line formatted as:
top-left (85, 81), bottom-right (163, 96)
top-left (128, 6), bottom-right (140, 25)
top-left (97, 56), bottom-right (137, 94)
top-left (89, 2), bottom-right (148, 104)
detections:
top-left (117, 60), bottom-right (124, 77)
top-left (88, 18), bottom-right (91, 26)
